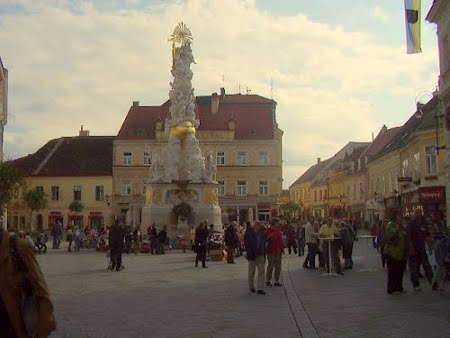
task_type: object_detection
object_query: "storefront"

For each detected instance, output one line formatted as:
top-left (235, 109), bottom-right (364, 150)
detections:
top-left (68, 214), bottom-right (83, 227)
top-left (48, 212), bottom-right (63, 230)
top-left (418, 186), bottom-right (446, 218)
top-left (88, 212), bottom-right (103, 229)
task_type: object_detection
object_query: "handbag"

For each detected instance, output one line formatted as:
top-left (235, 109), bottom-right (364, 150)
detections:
top-left (10, 237), bottom-right (39, 336)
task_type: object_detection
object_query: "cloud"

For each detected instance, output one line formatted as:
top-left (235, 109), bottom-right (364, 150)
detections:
top-left (371, 5), bottom-right (389, 22)
top-left (0, 0), bottom-right (439, 189)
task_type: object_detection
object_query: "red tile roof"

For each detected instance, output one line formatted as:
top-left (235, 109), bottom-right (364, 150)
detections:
top-left (364, 126), bottom-right (401, 157)
top-left (117, 94), bottom-right (276, 140)
top-left (12, 136), bottom-right (114, 177)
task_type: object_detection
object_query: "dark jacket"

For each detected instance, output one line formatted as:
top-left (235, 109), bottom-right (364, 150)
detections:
top-left (244, 226), bottom-right (266, 261)
top-left (224, 225), bottom-right (239, 248)
top-left (158, 230), bottom-right (167, 244)
top-left (407, 218), bottom-right (429, 254)
top-left (195, 228), bottom-right (208, 249)
top-left (109, 224), bottom-right (124, 251)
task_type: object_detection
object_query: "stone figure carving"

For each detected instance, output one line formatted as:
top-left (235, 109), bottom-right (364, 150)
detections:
top-left (205, 152), bottom-right (217, 183)
top-left (150, 154), bottom-right (165, 182)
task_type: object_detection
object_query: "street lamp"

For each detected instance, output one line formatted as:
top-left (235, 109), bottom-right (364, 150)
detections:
top-left (415, 91), bottom-right (446, 155)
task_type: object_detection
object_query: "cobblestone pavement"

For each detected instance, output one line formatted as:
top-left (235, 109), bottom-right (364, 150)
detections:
top-left (37, 237), bottom-right (449, 338)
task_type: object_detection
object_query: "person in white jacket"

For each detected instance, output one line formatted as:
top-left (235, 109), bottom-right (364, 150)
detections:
top-left (303, 218), bottom-right (319, 269)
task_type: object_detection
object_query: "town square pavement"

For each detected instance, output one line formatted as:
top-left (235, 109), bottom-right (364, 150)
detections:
top-left (37, 236), bottom-right (449, 338)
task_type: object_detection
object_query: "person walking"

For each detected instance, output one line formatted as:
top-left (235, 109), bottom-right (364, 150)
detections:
top-left (286, 223), bottom-right (297, 255)
top-left (109, 220), bottom-right (125, 271)
top-left (244, 220), bottom-right (267, 294)
top-left (224, 221), bottom-right (239, 264)
top-left (133, 225), bottom-right (142, 255)
top-left (157, 226), bottom-right (167, 254)
top-left (340, 221), bottom-right (356, 269)
top-left (303, 219), bottom-right (319, 269)
top-left (148, 224), bottom-right (158, 255)
top-left (319, 218), bottom-right (343, 275)
top-left (74, 226), bottom-right (83, 252)
top-left (383, 212), bottom-right (407, 294)
top-left (194, 222), bottom-right (208, 268)
top-left (0, 227), bottom-right (56, 337)
top-left (124, 225), bottom-right (133, 254)
top-left (407, 209), bottom-right (433, 291)
top-left (297, 222), bottom-right (305, 256)
top-left (66, 226), bottom-right (73, 252)
top-left (265, 217), bottom-right (284, 287)
top-left (430, 213), bottom-right (448, 291)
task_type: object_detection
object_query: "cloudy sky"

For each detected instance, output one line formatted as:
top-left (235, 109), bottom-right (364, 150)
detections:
top-left (0, 0), bottom-right (439, 188)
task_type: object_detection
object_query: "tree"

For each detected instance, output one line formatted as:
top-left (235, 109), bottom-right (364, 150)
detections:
top-left (69, 201), bottom-right (84, 213)
top-left (0, 161), bottom-right (23, 211)
top-left (281, 201), bottom-right (300, 215)
top-left (24, 188), bottom-right (47, 229)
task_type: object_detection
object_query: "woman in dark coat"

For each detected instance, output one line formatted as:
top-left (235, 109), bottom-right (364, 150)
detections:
top-left (194, 222), bottom-right (209, 268)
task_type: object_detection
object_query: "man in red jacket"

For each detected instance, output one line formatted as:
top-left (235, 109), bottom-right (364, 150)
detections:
top-left (265, 217), bottom-right (284, 286)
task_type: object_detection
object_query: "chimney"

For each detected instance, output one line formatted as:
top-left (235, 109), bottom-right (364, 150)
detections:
top-left (211, 92), bottom-right (219, 114)
top-left (133, 101), bottom-right (139, 107)
top-left (372, 132), bottom-right (374, 141)
top-left (220, 87), bottom-right (226, 98)
top-left (79, 125), bottom-right (90, 137)
top-left (317, 157), bottom-right (321, 164)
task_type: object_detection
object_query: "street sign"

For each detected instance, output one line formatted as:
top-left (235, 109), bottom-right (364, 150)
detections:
top-left (397, 177), bottom-right (412, 182)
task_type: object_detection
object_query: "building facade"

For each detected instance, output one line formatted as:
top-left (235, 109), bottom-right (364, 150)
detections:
top-left (427, 0), bottom-right (450, 225)
top-left (114, 91), bottom-right (283, 225)
top-left (8, 130), bottom-right (114, 230)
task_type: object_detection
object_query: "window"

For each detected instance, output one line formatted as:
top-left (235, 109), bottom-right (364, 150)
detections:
top-left (237, 151), bottom-right (247, 165)
top-left (73, 186), bottom-right (82, 201)
top-left (121, 180), bottom-right (132, 196)
top-left (36, 186), bottom-right (44, 193)
top-left (314, 190), bottom-right (317, 201)
top-left (425, 146), bottom-right (438, 175)
top-left (218, 180), bottom-right (225, 196)
top-left (402, 159), bottom-right (409, 176)
top-left (237, 181), bottom-right (247, 196)
top-left (123, 152), bottom-right (132, 165)
top-left (413, 152), bottom-right (420, 179)
top-left (51, 186), bottom-right (59, 201)
top-left (95, 186), bottom-right (104, 201)
top-left (143, 152), bottom-right (152, 166)
top-left (141, 183), bottom-right (147, 195)
top-left (259, 151), bottom-right (269, 165)
top-left (259, 180), bottom-right (269, 196)
top-left (216, 151), bottom-right (225, 165)
top-left (319, 190), bottom-right (323, 201)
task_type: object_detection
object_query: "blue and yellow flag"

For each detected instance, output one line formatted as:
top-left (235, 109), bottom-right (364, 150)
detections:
top-left (404, 0), bottom-right (422, 54)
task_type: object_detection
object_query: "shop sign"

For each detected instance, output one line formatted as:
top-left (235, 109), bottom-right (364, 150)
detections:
top-left (398, 177), bottom-right (412, 182)
top-left (418, 187), bottom-right (445, 203)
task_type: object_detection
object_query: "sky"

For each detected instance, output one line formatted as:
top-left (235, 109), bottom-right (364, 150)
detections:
top-left (0, 0), bottom-right (440, 189)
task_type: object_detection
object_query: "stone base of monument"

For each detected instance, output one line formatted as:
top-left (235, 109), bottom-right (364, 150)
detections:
top-left (141, 181), bottom-right (222, 239)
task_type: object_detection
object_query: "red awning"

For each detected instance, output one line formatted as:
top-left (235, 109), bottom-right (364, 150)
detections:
top-left (48, 215), bottom-right (63, 219)
top-left (88, 215), bottom-right (103, 219)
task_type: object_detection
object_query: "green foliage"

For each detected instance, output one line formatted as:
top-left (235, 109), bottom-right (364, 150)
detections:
top-left (24, 188), bottom-right (47, 213)
top-left (172, 202), bottom-right (193, 218)
top-left (281, 201), bottom-right (300, 212)
top-left (24, 188), bottom-right (47, 228)
top-left (69, 201), bottom-right (84, 213)
top-left (0, 161), bottom-right (24, 210)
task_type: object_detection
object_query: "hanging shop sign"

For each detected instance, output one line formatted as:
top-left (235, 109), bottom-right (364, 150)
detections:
top-left (418, 187), bottom-right (445, 203)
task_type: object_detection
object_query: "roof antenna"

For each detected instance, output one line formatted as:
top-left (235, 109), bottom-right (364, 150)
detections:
top-left (246, 87), bottom-right (251, 95)
top-left (222, 74), bottom-right (225, 89)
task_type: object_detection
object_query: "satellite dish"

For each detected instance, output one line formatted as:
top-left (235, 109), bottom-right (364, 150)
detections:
top-left (414, 91), bottom-right (433, 119)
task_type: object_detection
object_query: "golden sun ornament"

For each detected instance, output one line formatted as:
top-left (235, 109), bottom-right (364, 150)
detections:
top-left (170, 22), bottom-right (193, 46)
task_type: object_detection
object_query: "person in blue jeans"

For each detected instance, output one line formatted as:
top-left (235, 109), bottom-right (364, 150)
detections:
top-left (407, 209), bottom-right (433, 291)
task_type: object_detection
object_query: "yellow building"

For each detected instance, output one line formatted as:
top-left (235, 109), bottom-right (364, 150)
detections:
top-left (8, 130), bottom-right (114, 229)
top-left (114, 90), bottom-right (283, 225)
top-left (366, 98), bottom-right (446, 220)
top-left (426, 1), bottom-right (450, 225)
